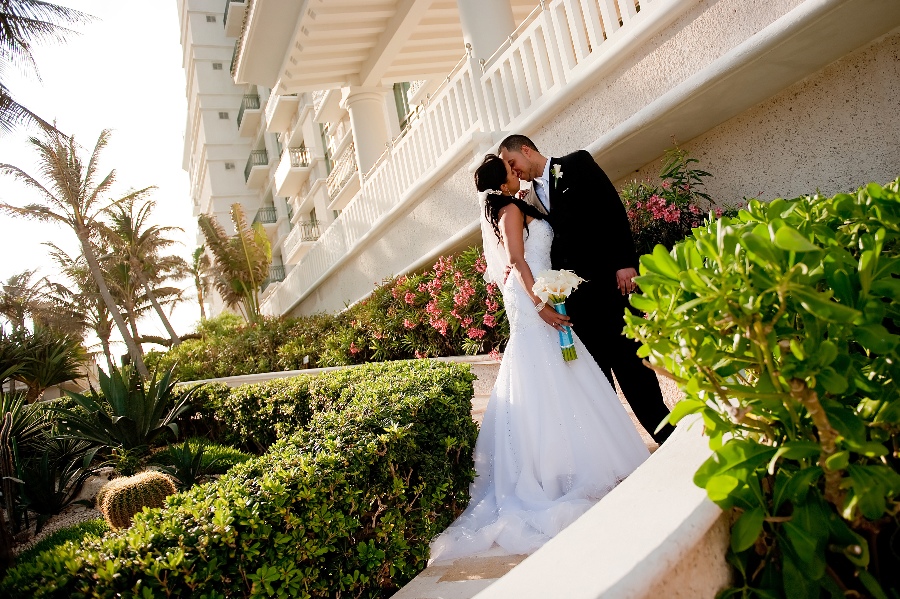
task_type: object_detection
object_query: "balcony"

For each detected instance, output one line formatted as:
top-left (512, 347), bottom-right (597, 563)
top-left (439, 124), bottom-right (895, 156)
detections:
top-left (252, 205), bottom-right (277, 225)
top-left (265, 93), bottom-right (300, 133)
top-left (274, 146), bottom-right (312, 198)
top-left (312, 89), bottom-right (342, 124)
top-left (223, 0), bottom-right (246, 38)
top-left (244, 149), bottom-right (269, 189)
top-left (237, 93), bottom-right (261, 137)
top-left (325, 142), bottom-right (359, 210)
top-left (282, 220), bottom-right (321, 262)
top-left (261, 264), bottom-right (286, 290)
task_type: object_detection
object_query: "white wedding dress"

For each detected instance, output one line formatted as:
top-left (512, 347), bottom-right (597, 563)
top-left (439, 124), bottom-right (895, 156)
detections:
top-left (428, 217), bottom-right (650, 563)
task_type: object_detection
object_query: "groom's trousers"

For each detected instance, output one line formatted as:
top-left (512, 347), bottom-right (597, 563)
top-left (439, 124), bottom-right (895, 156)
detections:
top-left (568, 292), bottom-right (673, 445)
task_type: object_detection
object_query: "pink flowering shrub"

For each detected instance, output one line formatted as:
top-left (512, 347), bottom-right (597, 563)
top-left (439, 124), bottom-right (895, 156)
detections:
top-left (620, 146), bottom-right (738, 256)
top-left (318, 246), bottom-right (509, 366)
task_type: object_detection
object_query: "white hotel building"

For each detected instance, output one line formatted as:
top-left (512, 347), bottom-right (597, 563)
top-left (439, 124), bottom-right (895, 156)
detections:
top-left (178, 0), bottom-right (900, 319)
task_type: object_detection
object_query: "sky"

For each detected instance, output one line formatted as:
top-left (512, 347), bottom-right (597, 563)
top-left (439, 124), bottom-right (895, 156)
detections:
top-left (0, 1), bottom-right (201, 356)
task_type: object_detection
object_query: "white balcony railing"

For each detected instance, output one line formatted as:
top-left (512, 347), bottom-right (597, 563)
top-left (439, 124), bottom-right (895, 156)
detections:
top-left (325, 141), bottom-right (358, 200)
top-left (263, 0), bottom-right (656, 316)
top-left (282, 220), bottom-right (321, 259)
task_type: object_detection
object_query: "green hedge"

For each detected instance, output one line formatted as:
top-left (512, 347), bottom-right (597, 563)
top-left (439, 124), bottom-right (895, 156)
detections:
top-left (1, 360), bottom-right (478, 598)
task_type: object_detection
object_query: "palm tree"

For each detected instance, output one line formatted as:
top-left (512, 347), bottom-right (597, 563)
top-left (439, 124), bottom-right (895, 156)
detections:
top-left (0, 1), bottom-right (90, 134)
top-left (198, 203), bottom-right (271, 323)
top-left (190, 246), bottom-right (211, 320)
top-left (102, 197), bottom-right (189, 347)
top-left (0, 128), bottom-right (151, 377)
top-left (45, 243), bottom-right (115, 372)
top-left (0, 270), bottom-right (48, 332)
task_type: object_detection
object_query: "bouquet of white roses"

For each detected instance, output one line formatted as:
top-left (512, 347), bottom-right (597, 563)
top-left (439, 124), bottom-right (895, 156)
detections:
top-left (532, 269), bottom-right (585, 361)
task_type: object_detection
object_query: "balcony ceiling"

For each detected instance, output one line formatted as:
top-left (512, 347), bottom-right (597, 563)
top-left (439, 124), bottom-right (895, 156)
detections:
top-left (235, 0), bottom-right (536, 92)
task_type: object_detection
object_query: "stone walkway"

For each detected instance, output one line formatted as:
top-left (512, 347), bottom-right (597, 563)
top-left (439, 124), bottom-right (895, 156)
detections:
top-left (391, 363), bottom-right (680, 598)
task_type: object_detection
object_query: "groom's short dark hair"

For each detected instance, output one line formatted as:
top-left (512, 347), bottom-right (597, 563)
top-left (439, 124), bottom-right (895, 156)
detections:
top-left (499, 134), bottom-right (539, 154)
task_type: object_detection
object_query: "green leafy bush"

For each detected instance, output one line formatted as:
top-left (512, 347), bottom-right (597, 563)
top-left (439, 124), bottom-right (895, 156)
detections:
top-left (146, 246), bottom-right (508, 382)
top-left (14, 519), bottom-right (108, 568)
top-left (625, 179), bottom-right (900, 597)
top-left (1, 360), bottom-right (478, 597)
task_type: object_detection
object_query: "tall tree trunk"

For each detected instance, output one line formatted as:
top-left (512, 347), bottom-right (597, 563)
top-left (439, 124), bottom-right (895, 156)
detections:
top-left (133, 267), bottom-right (180, 347)
top-left (124, 307), bottom-right (142, 356)
top-left (77, 231), bottom-right (149, 378)
top-left (99, 332), bottom-right (114, 374)
top-left (197, 285), bottom-right (207, 320)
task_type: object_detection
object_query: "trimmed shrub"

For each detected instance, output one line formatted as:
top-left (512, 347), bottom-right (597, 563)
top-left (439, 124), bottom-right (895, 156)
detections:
top-left (97, 471), bottom-right (177, 529)
top-left (14, 519), bottom-right (109, 568)
top-left (1, 360), bottom-right (478, 598)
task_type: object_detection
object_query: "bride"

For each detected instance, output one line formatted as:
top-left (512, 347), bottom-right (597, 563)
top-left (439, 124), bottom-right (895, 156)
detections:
top-left (428, 154), bottom-right (651, 563)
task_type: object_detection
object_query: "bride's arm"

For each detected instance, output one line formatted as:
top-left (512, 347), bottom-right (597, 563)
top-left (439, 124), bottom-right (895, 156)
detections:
top-left (498, 205), bottom-right (570, 331)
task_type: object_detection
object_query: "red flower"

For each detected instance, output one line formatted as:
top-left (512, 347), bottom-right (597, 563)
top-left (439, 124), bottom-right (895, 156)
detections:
top-left (489, 348), bottom-right (502, 362)
top-left (483, 313), bottom-right (496, 328)
top-left (467, 328), bottom-right (485, 339)
top-left (474, 254), bottom-right (487, 274)
top-left (349, 342), bottom-right (360, 355)
top-left (461, 316), bottom-right (473, 327)
top-left (404, 291), bottom-right (416, 305)
top-left (403, 318), bottom-right (417, 329)
top-left (415, 350), bottom-right (425, 359)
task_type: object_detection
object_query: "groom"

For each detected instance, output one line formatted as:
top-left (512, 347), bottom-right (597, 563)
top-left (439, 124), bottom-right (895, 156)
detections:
top-left (499, 134), bottom-right (672, 445)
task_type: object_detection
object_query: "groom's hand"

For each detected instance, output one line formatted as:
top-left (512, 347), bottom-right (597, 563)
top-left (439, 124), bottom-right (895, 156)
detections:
top-left (616, 267), bottom-right (639, 295)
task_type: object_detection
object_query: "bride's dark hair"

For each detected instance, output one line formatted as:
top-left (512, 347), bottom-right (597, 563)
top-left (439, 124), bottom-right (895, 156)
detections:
top-left (475, 154), bottom-right (544, 243)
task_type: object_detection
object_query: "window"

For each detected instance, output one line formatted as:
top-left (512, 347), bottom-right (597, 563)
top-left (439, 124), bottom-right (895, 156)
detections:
top-left (224, 162), bottom-right (235, 170)
top-left (206, 15), bottom-right (216, 23)
top-left (393, 82), bottom-right (412, 130)
top-left (212, 62), bottom-right (223, 70)
top-left (218, 111), bottom-right (229, 119)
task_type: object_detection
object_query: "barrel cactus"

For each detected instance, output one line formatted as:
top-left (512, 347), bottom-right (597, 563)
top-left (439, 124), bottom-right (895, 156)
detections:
top-left (97, 471), bottom-right (176, 529)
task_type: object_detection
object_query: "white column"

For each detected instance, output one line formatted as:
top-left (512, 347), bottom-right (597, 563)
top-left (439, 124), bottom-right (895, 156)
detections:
top-left (340, 87), bottom-right (392, 176)
top-left (457, 0), bottom-right (515, 62)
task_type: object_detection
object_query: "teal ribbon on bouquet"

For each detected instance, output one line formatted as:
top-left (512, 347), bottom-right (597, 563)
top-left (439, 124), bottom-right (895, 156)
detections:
top-left (549, 294), bottom-right (577, 361)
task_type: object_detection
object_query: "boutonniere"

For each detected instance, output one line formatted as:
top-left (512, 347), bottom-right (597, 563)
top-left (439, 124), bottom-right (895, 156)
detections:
top-left (551, 163), bottom-right (563, 189)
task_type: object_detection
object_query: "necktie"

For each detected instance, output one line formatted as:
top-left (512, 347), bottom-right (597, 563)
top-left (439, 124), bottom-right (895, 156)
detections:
top-left (534, 179), bottom-right (549, 212)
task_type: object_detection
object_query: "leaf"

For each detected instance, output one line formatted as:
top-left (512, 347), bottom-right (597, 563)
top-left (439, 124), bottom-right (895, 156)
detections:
top-left (774, 226), bottom-right (820, 252)
top-left (662, 398), bottom-right (705, 429)
top-left (730, 506), bottom-right (765, 553)
top-left (767, 441), bottom-right (821, 475)
top-left (853, 323), bottom-right (899, 354)
top-left (857, 569), bottom-right (890, 599)
top-left (815, 367), bottom-right (847, 394)
top-left (694, 440), bottom-right (777, 488)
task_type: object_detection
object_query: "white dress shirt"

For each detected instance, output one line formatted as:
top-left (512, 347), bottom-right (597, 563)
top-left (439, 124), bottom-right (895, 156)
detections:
top-left (532, 158), bottom-right (552, 212)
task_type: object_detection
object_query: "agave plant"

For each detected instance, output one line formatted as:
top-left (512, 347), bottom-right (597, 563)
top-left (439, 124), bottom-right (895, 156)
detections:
top-left (16, 438), bottom-right (99, 533)
top-left (54, 366), bottom-right (193, 455)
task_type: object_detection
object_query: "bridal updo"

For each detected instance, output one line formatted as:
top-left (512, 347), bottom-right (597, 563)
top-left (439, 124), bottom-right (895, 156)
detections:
top-left (475, 154), bottom-right (543, 243)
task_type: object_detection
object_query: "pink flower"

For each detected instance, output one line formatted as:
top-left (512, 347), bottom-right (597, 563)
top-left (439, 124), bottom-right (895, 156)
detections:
top-left (483, 313), bottom-right (496, 328)
top-left (403, 318), bottom-right (417, 329)
top-left (486, 282), bottom-right (499, 297)
top-left (467, 328), bottom-right (485, 339)
top-left (662, 181), bottom-right (671, 190)
top-left (715, 208), bottom-right (723, 218)
top-left (489, 348), bottom-right (502, 362)
top-left (373, 331), bottom-right (383, 340)
top-left (485, 299), bottom-right (499, 312)
top-left (404, 291), bottom-right (416, 305)
top-left (417, 283), bottom-right (428, 293)
top-left (474, 255), bottom-right (487, 274)
top-left (415, 350), bottom-right (425, 359)
top-left (349, 342), bottom-right (360, 355)
top-left (689, 205), bottom-right (700, 215)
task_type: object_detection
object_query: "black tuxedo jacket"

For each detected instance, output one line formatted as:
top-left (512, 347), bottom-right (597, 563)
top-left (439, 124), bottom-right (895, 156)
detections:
top-left (546, 150), bottom-right (639, 336)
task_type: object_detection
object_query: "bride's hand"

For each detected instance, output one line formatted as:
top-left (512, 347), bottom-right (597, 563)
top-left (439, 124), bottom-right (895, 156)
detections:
top-left (538, 304), bottom-right (570, 331)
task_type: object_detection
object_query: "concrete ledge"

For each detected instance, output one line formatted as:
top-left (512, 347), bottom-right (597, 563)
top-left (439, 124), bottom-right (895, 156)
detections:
top-left (474, 416), bottom-right (730, 599)
top-left (176, 354), bottom-right (501, 388)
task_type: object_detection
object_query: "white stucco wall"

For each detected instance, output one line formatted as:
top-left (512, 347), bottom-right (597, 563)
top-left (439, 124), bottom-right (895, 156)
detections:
top-left (614, 28), bottom-right (900, 201)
